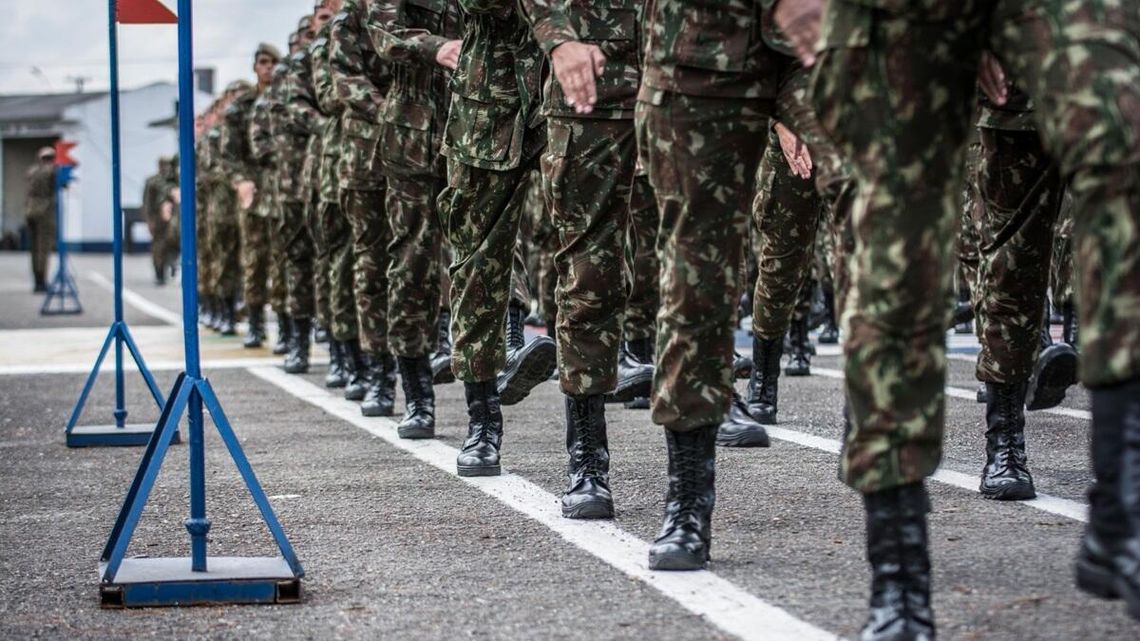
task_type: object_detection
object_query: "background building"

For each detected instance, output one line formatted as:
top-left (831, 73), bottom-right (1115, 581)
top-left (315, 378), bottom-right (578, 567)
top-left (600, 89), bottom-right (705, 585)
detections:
top-left (0, 80), bottom-right (211, 251)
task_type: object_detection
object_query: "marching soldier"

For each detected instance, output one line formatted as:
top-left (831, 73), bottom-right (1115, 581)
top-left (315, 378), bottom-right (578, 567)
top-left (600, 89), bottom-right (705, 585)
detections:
top-left (141, 157), bottom-right (176, 286)
top-left (25, 146), bottom-right (57, 294)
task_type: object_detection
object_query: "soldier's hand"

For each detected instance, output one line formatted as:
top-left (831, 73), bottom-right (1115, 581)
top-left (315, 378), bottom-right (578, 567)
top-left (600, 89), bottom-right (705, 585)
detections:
top-left (775, 122), bottom-right (813, 179)
top-left (436, 39), bottom-right (462, 71)
top-left (774, 0), bottom-right (824, 67)
top-left (161, 201), bottom-right (174, 223)
top-left (550, 41), bottom-right (606, 115)
top-left (236, 180), bottom-right (257, 211)
top-left (978, 50), bottom-right (1008, 106)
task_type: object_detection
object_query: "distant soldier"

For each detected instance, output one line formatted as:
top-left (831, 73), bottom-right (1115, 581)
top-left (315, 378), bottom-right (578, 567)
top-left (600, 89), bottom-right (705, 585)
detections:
top-left (25, 146), bottom-right (57, 293)
top-left (141, 157), bottom-right (176, 285)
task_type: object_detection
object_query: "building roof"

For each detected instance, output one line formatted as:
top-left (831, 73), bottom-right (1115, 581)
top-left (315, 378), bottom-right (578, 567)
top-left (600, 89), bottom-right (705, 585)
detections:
top-left (0, 91), bottom-right (108, 124)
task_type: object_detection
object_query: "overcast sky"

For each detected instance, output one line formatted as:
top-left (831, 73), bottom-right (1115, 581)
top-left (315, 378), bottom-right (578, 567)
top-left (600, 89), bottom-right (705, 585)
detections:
top-left (0, 0), bottom-right (315, 97)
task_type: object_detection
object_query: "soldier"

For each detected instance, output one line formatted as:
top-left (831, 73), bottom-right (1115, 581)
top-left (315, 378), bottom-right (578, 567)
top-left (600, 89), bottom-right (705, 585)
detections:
top-left (329, 0), bottom-right (398, 417)
top-left (25, 146), bottom-right (56, 293)
top-left (222, 43), bottom-right (281, 348)
top-left (366, 0), bottom-right (463, 439)
top-left (141, 157), bottom-right (176, 286)
top-left (205, 82), bottom-right (252, 336)
top-left (440, 0), bottom-right (556, 477)
top-left (193, 114), bottom-right (215, 326)
top-left (778, 0), bottom-right (1140, 632)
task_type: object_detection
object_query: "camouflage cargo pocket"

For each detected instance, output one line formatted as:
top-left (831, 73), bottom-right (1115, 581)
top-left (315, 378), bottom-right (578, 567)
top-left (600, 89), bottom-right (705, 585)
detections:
top-left (379, 101), bottom-right (435, 176)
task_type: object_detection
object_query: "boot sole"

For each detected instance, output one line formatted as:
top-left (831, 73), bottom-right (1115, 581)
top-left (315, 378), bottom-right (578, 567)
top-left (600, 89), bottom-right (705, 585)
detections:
top-left (607, 373), bottom-right (653, 404)
top-left (361, 405), bottom-right (395, 418)
top-left (1026, 345), bottom-right (1078, 411)
top-left (397, 426), bottom-right (435, 440)
top-left (283, 366), bottom-right (310, 375)
top-left (325, 379), bottom-right (348, 389)
top-left (979, 482), bottom-right (1036, 501)
top-left (499, 340), bottom-right (557, 406)
top-left (1075, 558), bottom-right (1120, 600)
top-left (648, 550), bottom-right (709, 571)
top-left (624, 397), bottom-right (650, 410)
top-left (717, 430), bottom-right (770, 448)
top-left (784, 366), bottom-right (811, 377)
top-left (457, 464), bottom-right (501, 477)
top-left (562, 500), bottom-right (615, 520)
top-left (1121, 578), bottom-right (1140, 621)
top-left (243, 342), bottom-right (263, 349)
top-left (344, 390), bottom-right (367, 402)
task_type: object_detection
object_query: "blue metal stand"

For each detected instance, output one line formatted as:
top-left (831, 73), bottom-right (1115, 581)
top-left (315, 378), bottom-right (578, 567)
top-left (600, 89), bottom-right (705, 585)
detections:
top-left (41, 168), bottom-right (83, 316)
top-left (65, 2), bottom-right (169, 448)
top-left (99, 0), bottom-right (303, 607)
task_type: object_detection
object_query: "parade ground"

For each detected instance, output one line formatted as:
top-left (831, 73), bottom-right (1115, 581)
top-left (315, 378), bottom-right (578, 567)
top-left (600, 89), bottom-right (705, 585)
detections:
top-left (0, 252), bottom-right (1135, 641)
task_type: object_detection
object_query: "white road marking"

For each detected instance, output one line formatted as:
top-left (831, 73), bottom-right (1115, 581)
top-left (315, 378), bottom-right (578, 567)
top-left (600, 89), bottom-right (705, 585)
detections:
top-left (811, 366), bottom-right (1091, 422)
top-left (87, 271), bottom-right (183, 327)
top-left (249, 366), bottom-right (843, 641)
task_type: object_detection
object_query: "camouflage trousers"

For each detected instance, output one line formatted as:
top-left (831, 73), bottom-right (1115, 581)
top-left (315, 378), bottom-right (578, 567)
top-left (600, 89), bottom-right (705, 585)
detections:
top-left (1051, 193), bottom-right (1075, 309)
top-left (150, 217), bottom-right (173, 280)
top-left (636, 92), bottom-right (768, 431)
top-left (543, 117), bottom-right (636, 396)
top-left (209, 189), bottom-right (241, 300)
top-left (442, 157), bottom-right (537, 382)
top-left (521, 169), bottom-right (559, 327)
top-left (195, 192), bottom-right (213, 299)
top-left (386, 172), bottom-right (446, 358)
top-left (280, 201), bottom-right (315, 319)
top-left (311, 203), bottom-right (331, 330)
top-left (319, 199), bottom-right (358, 343)
top-left (342, 187), bottom-right (391, 356)
top-left (239, 209), bottom-right (272, 308)
top-left (752, 127), bottom-right (823, 341)
top-left (958, 141), bottom-right (984, 301)
top-left (624, 172), bottom-right (660, 342)
top-left (27, 214), bottom-right (55, 287)
top-left (974, 128), bottom-right (1062, 384)
top-left (812, 0), bottom-right (1140, 493)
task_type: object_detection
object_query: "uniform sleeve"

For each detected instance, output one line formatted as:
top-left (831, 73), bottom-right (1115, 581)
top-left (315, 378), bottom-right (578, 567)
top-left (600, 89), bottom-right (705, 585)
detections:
top-left (283, 57), bottom-right (325, 136)
top-left (328, 6), bottom-right (385, 121)
top-left (519, 0), bottom-right (578, 55)
top-left (367, 0), bottom-right (450, 66)
top-left (457, 0), bottom-right (514, 20)
top-left (218, 100), bottom-right (253, 182)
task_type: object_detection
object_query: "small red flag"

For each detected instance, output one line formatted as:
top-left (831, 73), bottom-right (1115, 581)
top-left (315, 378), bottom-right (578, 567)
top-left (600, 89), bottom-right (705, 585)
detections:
top-left (54, 141), bottom-right (79, 167)
top-left (116, 0), bottom-right (177, 24)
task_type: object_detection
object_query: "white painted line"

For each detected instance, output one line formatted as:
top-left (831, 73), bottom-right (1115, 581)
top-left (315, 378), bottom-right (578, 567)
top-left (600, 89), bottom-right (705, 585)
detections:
top-left (811, 367), bottom-right (1091, 421)
top-left (87, 271), bottom-right (183, 327)
top-left (0, 356), bottom-right (329, 377)
top-left (248, 366), bottom-right (843, 641)
top-left (767, 424), bottom-right (1089, 524)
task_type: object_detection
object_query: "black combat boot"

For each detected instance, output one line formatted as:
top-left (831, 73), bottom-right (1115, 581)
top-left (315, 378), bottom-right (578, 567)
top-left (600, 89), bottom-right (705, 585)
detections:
top-left (1062, 302), bottom-right (1080, 348)
top-left (361, 353), bottom-right (397, 417)
top-left (273, 314), bottom-right (292, 356)
top-left (976, 384), bottom-right (988, 404)
top-left (860, 482), bottom-right (936, 641)
top-left (747, 335), bottom-right (782, 424)
top-left (1078, 379), bottom-right (1140, 620)
top-left (325, 341), bottom-right (348, 388)
top-left (497, 303), bottom-right (556, 406)
top-left (313, 324), bottom-right (329, 344)
top-left (198, 301), bottom-right (210, 327)
top-left (717, 392), bottom-right (770, 448)
top-left (1026, 323), bottom-right (1077, 410)
top-left (154, 264), bottom-right (166, 286)
top-left (430, 309), bottom-right (455, 385)
top-left (342, 339), bottom-right (369, 401)
top-left (396, 355), bottom-right (435, 439)
top-left (624, 336), bottom-right (654, 410)
top-left (648, 424), bottom-right (717, 571)
top-left (785, 317), bottom-right (811, 376)
top-left (953, 287), bottom-right (973, 334)
top-left (607, 341), bottom-right (654, 404)
top-left (457, 380), bottom-right (504, 476)
top-left (207, 297), bottom-right (224, 332)
top-left (562, 395), bottom-right (614, 519)
top-left (283, 317), bottom-right (312, 374)
top-left (218, 297), bottom-right (238, 336)
top-left (979, 381), bottom-right (1036, 500)
top-left (243, 306), bottom-right (266, 349)
top-left (819, 284), bottom-right (840, 345)
top-left (733, 350), bottom-right (754, 380)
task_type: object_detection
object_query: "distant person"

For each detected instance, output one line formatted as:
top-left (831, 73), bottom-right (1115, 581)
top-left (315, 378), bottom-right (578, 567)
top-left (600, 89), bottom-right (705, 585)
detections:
top-left (141, 156), bottom-right (178, 285)
top-left (25, 146), bottom-right (57, 293)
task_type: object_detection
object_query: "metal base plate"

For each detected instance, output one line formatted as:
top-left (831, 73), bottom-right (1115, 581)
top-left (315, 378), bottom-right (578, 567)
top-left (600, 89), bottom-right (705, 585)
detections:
top-left (67, 425), bottom-right (181, 448)
top-left (99, 557), bottom-right (301, 608)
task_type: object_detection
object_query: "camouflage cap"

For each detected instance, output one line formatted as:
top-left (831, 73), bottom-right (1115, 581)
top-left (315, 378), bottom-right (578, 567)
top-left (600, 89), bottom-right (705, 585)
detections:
top-left (224, 79), bottom-right (253, 95)
top-left (37, 146), bottom-right (55, 160)
top-left (255, 42), bottom-right (282, 63)
top-left (297, 15), bottom-right (313, 31)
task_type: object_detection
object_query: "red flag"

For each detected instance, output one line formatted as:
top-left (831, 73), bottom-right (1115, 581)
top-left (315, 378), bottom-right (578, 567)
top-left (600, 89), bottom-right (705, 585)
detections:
top-left (54, 141), bottom-right (79, 167)
top-left (116, 0), bottom-right (177, 24)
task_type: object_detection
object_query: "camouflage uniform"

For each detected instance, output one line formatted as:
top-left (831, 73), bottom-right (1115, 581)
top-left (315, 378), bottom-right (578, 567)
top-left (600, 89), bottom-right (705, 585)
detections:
top-left (367, 0), bottom-right (463, 359)
top-left (309, 26), bottom-right (357, 344)
top-left (221, 86), bottom-right (272, 311)
top-left (523, 0), bottom-right (640, 395)
top-left (204, 121), bottom-right (241, 302)
top-left (277, 51), bottom-right (318, 321)
top-left (24, 161), bottom-right (56, 290)
top-left (623, 168), bottom-right (659, 342)
top-left (329, 0), bottom-right (394, 357)
top-left (141, 163), bottom-right (176, 282)
top-left (811, 0), bottom-right (1140, 493)
top-left (1051, 191), bottom-right (1075, 311)
top-left (636, 0), bottom-right (779, 430)
top-left (441, 0), bottom-right (546, 382)
top-left (520, 169), bottom-right (558, 327)
top-left (194, 135), bottom-right (215, 303)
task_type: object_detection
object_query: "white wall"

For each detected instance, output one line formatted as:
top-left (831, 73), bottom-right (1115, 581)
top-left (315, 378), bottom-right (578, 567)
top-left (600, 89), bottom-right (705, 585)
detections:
top-left (61, 82), bottom-right (210, 246)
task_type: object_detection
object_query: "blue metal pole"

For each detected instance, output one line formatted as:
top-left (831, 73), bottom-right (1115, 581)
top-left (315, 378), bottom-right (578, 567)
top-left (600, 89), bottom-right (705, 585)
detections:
top-left (108, 0), bottom-right (127, 428)
top-left (174, 0), bottom-right (209, 572)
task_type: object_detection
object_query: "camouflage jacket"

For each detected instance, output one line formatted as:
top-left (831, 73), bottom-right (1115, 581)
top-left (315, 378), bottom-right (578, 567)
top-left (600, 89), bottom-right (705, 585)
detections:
top-left (24, 163), bottom-right (56, 221)
top-left (367, 0), bottom-right (464, 176)
top-left (640, 0), bottom-right (781, 99)
top-left (308, 24), bottom-right (343, 165)
top-left (219, 89), bottom-right (260, 183)
top-left (443, 0), bottom-right (546, 171)
top-left (141, 173), bottom-right (172, 225)
top-left (521, 0), bottom-right (641, 120)
top-left (329, 0), bottom-right (392, 189)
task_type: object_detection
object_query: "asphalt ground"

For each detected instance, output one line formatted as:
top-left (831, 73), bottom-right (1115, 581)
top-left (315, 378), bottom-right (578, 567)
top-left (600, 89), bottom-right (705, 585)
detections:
top-left (0, 252), bottom-right (1136, 640)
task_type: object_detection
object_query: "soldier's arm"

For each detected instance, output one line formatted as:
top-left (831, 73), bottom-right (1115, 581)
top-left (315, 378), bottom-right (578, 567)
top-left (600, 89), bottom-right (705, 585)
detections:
top-left (283, 58), bottom-right (325, 136)
top-left (367, 0), bottom-right (449, 66)
top-left (218, 101), bottom-right (253, 182)
top-left (518, 0), bottom-right (577, 55)
top-left (457, 0), bottom-right (514, 20)
top-left (520, 0), bottom-right (604, 114)
top-left (328, 7), bottom-right (385, 120)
